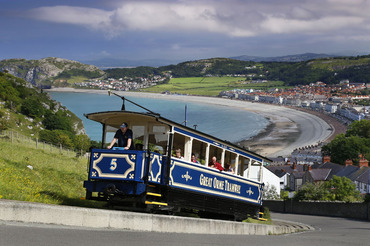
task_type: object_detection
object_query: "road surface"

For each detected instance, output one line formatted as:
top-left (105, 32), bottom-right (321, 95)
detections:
top-left (1, 212), bottom-right (369, 246)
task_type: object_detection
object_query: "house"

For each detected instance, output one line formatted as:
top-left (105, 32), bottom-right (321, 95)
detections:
top-left (266, 163), bottom-right (305, 192)
top-left (311, 157), bottom-right (370, 194)
top-left (302, 166), bottom-right (332, 185)
top-left (290, 144), bottom-right (323, 165)
top-left (355, 168), bottom-right (370, 194)
top-left (325, 103), bottom-right (338, 114)
top-left (289, 170), bottom-right (305, 191)
top-left (311, 157), bottom-right (347, 179)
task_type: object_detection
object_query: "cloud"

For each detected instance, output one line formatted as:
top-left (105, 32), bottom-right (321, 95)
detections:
top-left (260, 16), bottom-right (363, 35)
top-left (26, 0), bottom-right (370, 39)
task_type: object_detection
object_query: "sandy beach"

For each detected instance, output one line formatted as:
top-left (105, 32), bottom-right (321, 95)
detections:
top-left (45, 88), bottom-right (346, 158)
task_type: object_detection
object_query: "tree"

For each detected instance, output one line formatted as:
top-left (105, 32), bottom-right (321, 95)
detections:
top-left (346, 119), bottom-right (370, 138)
top-left (322, 134), bottom-right (369, 165)
top-left (263, 184), bottom-right (280, 200)
top-left (21, 98), bottom-right (46, 118)
top-left (42, 110), bottom-right (73, 132)
top-left (74, 134), bottom-right (91, 153)
top-left (39, 129), bottom-right (74, 149)
top-left (324, 176), bottom-right (361, 202)
top-left (322, 120), bottom-right (370, 165)
top-left (294, 176), bottom-right (362, 202)
top-left (294, 182), bottom-right (328, 201)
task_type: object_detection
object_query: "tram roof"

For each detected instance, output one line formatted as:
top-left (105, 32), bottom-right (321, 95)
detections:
top-left (84, 110), bottom-right (271, 163)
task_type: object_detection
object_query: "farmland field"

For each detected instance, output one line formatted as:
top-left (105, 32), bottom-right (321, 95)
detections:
top-left (142, 77), bottom-right (286, 96)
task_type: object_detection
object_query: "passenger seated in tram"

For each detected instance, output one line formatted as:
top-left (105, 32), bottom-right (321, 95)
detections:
top-left (191, 153), bottom-right (200, 164)
top-left (107, 122), bottom-right (135, 150)
top-left (224, 163), bottom-right (235, 174)
top-left (174, 149), bottom-right (184, 159)
top-left (135, 143), bottom-right (144, 150)
top-left (208, 156), bottom-right (224, 171)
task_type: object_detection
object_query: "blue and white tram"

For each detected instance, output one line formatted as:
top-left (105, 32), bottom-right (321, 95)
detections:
top-left (83, 103), bottom-right (270, 220)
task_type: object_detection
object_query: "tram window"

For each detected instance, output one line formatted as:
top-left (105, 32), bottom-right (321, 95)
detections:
top-left (192, 139), bottom-right (206, 165)
top-left (224, 151), bottom-right (237, 170)
top-left (131, 125), bottom-right (144, 150)
top-left (208, 145), bottom-right (222, 166)
top-left (148, 133), bottom-right (168, 154)
top-left (152, 125), bottom-right (166, 133)
top-left (173, 133), bottom-right (185, 156)
top-left (132, 125), bottom-right (145, 141)
top-left (237, 156), bottom-right (250, 176)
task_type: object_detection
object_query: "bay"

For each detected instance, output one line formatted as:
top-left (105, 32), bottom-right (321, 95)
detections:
top-left (47, 91), bottom-right (269, 143)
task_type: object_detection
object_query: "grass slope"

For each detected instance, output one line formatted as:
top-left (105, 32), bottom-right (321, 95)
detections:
top-left (143, 77), bottom-right (286, 96)
top-left (308, 56), bottom-right (370, 70)
top-left (0, 139), bottom-right (102, 208)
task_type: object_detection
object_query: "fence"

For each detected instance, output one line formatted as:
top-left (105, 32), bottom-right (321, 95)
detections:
top-left (0, 129), bottom-right (87, 158)
top-left (264, 200), bottom-right (370, 221)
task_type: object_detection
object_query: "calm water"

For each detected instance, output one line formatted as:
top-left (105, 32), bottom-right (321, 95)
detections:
top-left (48, 92), bottom-right (269, 143)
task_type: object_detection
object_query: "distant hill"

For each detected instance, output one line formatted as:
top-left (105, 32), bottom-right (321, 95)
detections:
top-left (81, 53), bottom-right (340, 67)
top-left (230, 53), bottom-right (336, 62)
top-left (2, 54), bottom-right (370, 88)
top-left (0, 57), bottom-right (105, 88)
top-left (105, 55), bottom-right (370, 85)
top-left (80, 58), bottom-right (182, 68)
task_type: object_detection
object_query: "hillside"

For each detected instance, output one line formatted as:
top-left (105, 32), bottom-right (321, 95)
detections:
top-left (105, 55), bottom-right (370, 85)
top-left (0, 71), bottom-right (90, 151)
top-left (230, 52), bottom-right (336, 62)
top-left (0, 57), bottom-right (105, 88)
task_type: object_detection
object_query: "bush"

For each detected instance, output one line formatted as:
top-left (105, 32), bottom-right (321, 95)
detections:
top-left (294, 176), bottom-right (363, 202)
top-left (20, 98), bottom-right (46, 118)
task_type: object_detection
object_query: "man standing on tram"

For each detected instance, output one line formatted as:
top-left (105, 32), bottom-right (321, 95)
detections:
top-left (107, 122), bottom-right (134, 150)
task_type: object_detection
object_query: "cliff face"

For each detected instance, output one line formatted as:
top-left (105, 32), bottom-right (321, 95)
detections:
top-left (0, 57), bottom-right (105, 87)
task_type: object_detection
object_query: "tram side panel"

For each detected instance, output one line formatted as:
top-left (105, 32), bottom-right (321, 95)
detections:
top-left (84, 149), bottom-right (148, 199)
top-left (166, 158), bottom-right (264, 219)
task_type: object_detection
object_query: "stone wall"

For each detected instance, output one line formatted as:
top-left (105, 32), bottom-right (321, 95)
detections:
top-left (264, 200), bottom-right (370, 221)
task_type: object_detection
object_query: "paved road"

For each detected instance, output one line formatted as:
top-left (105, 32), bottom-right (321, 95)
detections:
top-left (1, 212), bottom-right (369, 246)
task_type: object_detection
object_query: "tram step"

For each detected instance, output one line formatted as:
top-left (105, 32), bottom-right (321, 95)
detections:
top-left (258, 212), bottom-right (267, 221)
top-left (146, 192), bottom-right (162, 197)
top-left (145, 201), bottom-right (168, 206)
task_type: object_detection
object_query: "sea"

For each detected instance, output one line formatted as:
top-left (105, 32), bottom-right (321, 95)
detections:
top-left (47, 91), bottom-right (269, 143)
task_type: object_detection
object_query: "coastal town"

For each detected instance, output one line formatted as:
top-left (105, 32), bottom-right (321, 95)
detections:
top-left (220, 80), bottom-right (369, 122)
top-left (74, 75), bottom-right (167, 91)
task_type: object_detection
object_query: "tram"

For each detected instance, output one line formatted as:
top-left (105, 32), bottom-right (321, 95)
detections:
top-left (83, 93), bottom-right (269, 220)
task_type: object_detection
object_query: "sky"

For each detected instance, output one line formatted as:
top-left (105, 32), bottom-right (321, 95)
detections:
top-left (1, 0), bottom-right (370, 65)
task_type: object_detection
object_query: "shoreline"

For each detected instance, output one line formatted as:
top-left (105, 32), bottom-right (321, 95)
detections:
top-left (45, 88), bottom-right (345, 158)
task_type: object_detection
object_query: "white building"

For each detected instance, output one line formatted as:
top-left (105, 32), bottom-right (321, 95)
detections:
top-left (244, 166), bottom-right (281, 198)
top-left (324, 104), bottom-right (338, 114)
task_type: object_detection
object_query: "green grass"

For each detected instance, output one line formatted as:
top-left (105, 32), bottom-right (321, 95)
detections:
top-left (0, 107), bottom-right (44, 138)
top-left (0, 139), bottom-right (102, 208)
top-left (65, 76), bottom-right (90, 84)
top-left (243, 207), bottom-right (272, 224)
top-left (309, 57), bottom-right (370, 70)
top-left (142, 77), bottom-right (287, 96)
